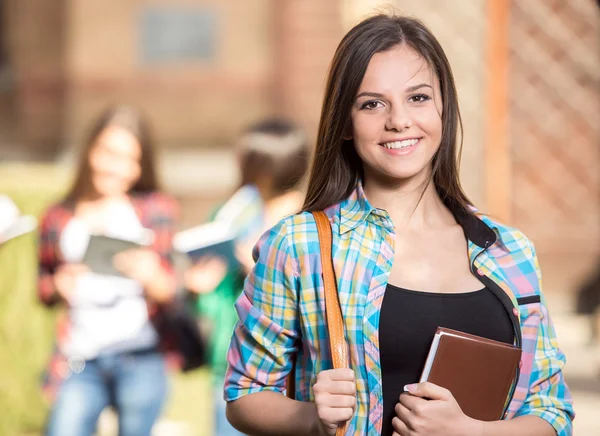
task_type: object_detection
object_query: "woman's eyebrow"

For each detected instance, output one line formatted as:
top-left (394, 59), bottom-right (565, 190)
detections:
top-left (355, 91), bottom-right (384, 99)
top-left (356, 83), bottom-right (432, 100)
top-left (406, 83), bottom-right (432, 93)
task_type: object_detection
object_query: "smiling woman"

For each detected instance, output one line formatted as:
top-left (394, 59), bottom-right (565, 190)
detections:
top-left (223, 14), bottom-right (574, 436)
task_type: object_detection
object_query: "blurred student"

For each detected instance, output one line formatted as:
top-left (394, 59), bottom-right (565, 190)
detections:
top-left (38, 105), bottom-right (181, 436)
top-left (184, 119), bottom-right (310, 436)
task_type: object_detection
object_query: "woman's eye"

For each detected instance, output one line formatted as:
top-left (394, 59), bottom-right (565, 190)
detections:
top-left (361, 100), bottom-right (383, 110)
top-left (409, 94), bottom-right (431, 103)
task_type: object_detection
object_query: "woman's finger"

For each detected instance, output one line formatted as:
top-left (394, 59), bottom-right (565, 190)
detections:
top-left (391, 416), bottom-right (410, 435)
top-left (399, 392), bottom-right (424, 411)
top-left (329, 393), bottom-right (357, 409)
top-left (404, 382), bottom-right (451, 401)
top-left (395, 401), bottom-right (412, 421)
top-left (328, 380), bottom-right (356, 395)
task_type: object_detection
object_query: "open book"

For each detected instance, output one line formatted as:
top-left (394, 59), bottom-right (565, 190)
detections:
top-left (0, 195), bottom-right (38, 244)
top-left (173, 185), bottom-right (261, 266)
top-left (419, 327), bottom-right (521, 421)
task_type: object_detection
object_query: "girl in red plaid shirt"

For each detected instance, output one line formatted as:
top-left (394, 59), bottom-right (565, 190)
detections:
top-left (38, 106), bottom-right (181, 436)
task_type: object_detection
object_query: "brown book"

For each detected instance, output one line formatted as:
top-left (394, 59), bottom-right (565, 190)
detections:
top-left (419, 327), bottom-right (522, 421)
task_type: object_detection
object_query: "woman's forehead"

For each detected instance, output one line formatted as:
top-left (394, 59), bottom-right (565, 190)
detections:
top-left (94, 126), bottom-right (142, 159)
top-left (359, 46), bottom-right (436, 92)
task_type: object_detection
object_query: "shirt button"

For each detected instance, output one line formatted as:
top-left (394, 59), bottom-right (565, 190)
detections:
top-left (513, 308), bottom-right (519, 316)
top-left (476, 269), bottom-right (484, 276)
top-left (503, 411), bottom-right (509, 419)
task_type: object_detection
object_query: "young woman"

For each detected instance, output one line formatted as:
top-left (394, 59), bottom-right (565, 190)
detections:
top-left (223, 15), bottom-right (574, 436)
top-left (38, 106), bottom-right (180, 436)
top-left (185, 118), bottom-right (310, 436)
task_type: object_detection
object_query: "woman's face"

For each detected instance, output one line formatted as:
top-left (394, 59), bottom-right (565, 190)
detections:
top-left (88, 126), bottom-right (142, 197)
top-left (350, 45), bottom-right (443, 185)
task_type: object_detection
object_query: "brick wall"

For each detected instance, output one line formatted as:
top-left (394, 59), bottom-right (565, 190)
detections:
top-left (272, 0), bottom-right (344, 143)
top-left (2, 0), bottom-right (346, 157)
top-left (65, 0), bottom-right (274, 150)
top-left (2, 0), bottom-right (67, 157)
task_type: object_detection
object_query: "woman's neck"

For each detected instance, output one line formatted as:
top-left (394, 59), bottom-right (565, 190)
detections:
top-left (75, 193), bottom-right (131, 217)
top-left (79, 191), bottom-right (129, 205)
top-left (362, 174), bottom-right (454, 231)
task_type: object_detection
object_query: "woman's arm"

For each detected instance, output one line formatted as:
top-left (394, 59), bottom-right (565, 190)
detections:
top-left (38, 207), bottom-right (62, 306)
top-left (227, 392), bottom-right (319, 436)
top-left (228, 369), bottom-right (357, 436)
top-left (510, 242), bottom-right (574, 435)
top-left (224, 220), bottom-right (300, 401)
top-left (477, 416), bottom-right (555, 435)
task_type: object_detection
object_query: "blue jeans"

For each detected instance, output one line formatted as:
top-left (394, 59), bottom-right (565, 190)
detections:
top-left (46, 350), bottom-right (168, 436)
top-left (213, 377), bottom-right (245, 436)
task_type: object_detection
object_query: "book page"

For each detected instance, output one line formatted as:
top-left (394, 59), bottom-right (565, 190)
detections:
top-left (420, 331), bottom-right (442, 382)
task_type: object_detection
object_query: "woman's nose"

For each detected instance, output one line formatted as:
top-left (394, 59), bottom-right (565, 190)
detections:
top-left (385, 105), bottom-right (412, 132)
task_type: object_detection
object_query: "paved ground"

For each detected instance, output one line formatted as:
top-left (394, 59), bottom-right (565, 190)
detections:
top-left (548, 294), bottom-right (600, 436)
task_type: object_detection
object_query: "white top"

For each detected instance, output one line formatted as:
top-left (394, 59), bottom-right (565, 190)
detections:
top-left (59, 201), bottom-right (159, 359)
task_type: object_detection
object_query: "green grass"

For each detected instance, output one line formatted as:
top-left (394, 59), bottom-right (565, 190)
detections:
top-left (0, 163), bottom-right (212, 436)
top-left (0, 165), bottom-right (64, 436)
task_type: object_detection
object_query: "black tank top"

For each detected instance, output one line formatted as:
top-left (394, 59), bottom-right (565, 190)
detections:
top-left (379, 284), bottom-right (514, 436)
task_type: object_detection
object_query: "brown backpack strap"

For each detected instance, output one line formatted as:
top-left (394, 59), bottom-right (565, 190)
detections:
top-left (312, 211), bottom-right (348, 370)
top-left (287, 211), bottom-right (348, 435)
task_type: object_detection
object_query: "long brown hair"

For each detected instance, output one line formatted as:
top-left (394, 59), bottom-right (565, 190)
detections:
top-left (303, 14), bottom-right (471, 213)
top-left (64, 105), bottom-right (160, 203)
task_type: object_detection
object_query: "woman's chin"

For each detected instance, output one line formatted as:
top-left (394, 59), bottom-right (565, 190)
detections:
top-left (367, 165), bottom-right (431, 185)
top-left (92, 183), bottom-right (128, 198)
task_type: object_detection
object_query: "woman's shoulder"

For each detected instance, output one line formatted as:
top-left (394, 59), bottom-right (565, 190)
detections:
top-left (260, 211), bottom-right (318, 246)
top-left (280, 203), bottom-right (340, 239)
top-left (257, 204), bottom-right (341, 258)
top-left (40, 201), bottom-right (74, 228)
top-left (477, 213), bottom-right (537, 258)
top-left (133, 191), bottom-right (180, 219)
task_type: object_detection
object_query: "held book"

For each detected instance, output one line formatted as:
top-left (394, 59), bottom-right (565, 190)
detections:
top-left (172, 185), bottom-right (262, 267)
top-left (172, 221), bottom-right (238, 266)
top-left (419, 327), bottom-right (521, 421)
top-left (82, 234), bottom-right (147, 277)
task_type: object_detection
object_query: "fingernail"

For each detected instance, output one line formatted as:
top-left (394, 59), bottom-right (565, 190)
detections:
top-left (403, 384), bottom-right (417, 393)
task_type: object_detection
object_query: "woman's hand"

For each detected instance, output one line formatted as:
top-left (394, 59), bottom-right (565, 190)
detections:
top-left (312, 368), bottom-right (357, 436)
top-left (53, 263), bottom-right (90, 303)
top-left (113, 248), bottom-right (175, 303)
top-left (184, 256), bottom-right (228, 294)
top-left (392, 382), bottom-right (482, 436)
top-left (113, 248), bottom-right (162, 285)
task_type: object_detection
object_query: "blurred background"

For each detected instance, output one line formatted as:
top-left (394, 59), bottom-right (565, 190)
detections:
top-left (0, 0), bottom-right (598, 435)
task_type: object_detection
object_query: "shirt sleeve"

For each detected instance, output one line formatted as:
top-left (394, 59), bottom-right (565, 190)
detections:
top-left (514, 242), bottom-right (575, 436)
top-left (38, 207), bottom-right (61, 306)
top-left (224, 219), bottom-right (300, 401)
top-left (147, 193), bottom-right (180, 273)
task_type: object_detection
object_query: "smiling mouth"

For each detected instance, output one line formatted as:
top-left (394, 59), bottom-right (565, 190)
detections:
top-left (379, 138), bottom-right (421, 149)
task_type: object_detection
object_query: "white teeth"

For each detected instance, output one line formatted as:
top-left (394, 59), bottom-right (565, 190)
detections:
top-left (382, 138), bottom-right (419, 149)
